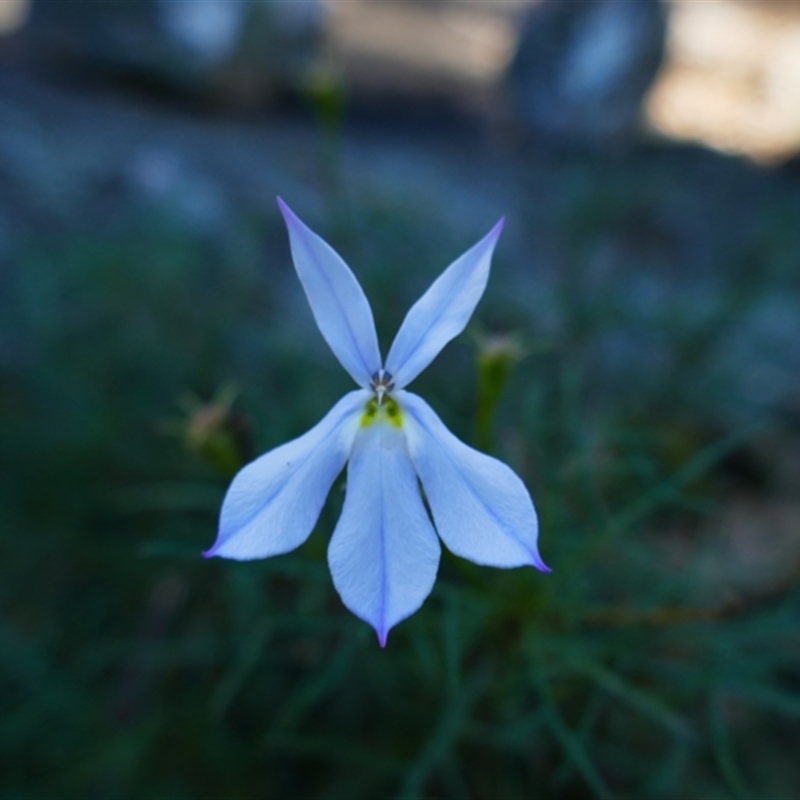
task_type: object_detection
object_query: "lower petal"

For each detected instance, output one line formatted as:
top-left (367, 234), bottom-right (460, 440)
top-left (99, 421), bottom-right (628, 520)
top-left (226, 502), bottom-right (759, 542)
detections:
top-left (328, 416), bottom-right (441, 646)
top-left (399, 391), bottom-right (549, 571)
top-left (206, 390), bottom-right (368, 560)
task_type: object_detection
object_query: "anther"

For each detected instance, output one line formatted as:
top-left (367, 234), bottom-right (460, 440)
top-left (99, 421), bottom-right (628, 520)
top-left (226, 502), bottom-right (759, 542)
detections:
top-left (370, 369), bottom-right (395, 406)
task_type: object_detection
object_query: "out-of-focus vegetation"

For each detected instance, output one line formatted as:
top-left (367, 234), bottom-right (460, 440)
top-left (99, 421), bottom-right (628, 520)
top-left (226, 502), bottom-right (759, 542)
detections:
top-left (2, 132), bottom-right (800, 798)
top-left (0, 4), bottom-right (799, 793)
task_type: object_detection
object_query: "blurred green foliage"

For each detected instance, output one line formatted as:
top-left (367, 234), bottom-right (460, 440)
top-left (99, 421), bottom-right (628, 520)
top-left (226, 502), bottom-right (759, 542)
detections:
top-left (1, 149), bottom-right (800, 800)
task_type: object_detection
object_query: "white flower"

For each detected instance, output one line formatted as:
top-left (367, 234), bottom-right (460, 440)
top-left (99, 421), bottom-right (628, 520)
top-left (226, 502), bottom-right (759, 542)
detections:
top-left (205, 199), bottom-right (549, 645)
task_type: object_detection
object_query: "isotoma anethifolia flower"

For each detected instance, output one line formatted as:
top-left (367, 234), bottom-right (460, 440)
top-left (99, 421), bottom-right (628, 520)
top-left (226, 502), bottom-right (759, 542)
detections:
top-left (205, 198), bottom-right (549, 645)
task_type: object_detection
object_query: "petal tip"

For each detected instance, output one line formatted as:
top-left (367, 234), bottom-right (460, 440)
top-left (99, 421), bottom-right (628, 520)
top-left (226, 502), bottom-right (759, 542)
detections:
top-left (485, 217), bottom-right (505, 244)
top-left (276, 196), bottom-right (293, 222)
top-left (532, 552), bottom-right (551, 573)
top-left (377, 626), bottom-right (389, 648)
top-left (277, 197), bottom-right (304, 232)
top-left (202, 547), bottom-right (218, 559)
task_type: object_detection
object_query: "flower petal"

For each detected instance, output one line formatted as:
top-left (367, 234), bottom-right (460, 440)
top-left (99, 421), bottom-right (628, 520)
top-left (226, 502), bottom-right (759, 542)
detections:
top-left (278, 198), bottom-right (381, 388)
top-left (206, 390), bottom-right (368, 560)
top-left (385, 219), bottom-right (504, 389)
top-left (328, 415), bottom-right (441, 646)
top-left (399, 391), bottom-right (549, 571)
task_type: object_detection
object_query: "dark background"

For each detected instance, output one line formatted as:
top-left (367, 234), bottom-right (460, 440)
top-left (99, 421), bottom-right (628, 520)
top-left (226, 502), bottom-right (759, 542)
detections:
top-left (1, 1), bottom-right (799, 797)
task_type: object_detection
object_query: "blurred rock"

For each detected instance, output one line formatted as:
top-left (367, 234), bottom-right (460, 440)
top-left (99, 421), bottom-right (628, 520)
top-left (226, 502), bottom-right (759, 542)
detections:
top-left (19, 0), bottom-right (322, 105)
top-left (644, 0), bottom-right (800, 164)
top-left (508, 0), bottom-right (667, 146)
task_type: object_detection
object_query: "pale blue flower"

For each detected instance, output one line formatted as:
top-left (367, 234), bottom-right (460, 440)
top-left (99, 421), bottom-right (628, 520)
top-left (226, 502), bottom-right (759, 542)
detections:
top-left (205, 199), bottom-right (549, 645)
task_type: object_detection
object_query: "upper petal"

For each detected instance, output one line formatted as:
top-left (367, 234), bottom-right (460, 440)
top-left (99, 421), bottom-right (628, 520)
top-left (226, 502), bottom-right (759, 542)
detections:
top-left (328, 413), bottom-right (441, 646)
top-left (399, 391), bottom-right (549, 571)
top-left (278, 198), bottom-right (381, 388)
top-left (385, 219), bottom-right (504, 389)
top-left (206, 390), bottom-right (368, 560)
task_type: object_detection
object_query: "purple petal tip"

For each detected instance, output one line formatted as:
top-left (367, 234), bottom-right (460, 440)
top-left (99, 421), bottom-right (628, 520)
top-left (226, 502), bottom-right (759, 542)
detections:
top-left (277, 198), bottom-right (308, 237)
top-left (489, 217), bottom-right (505, 239)
top-left (202, 548), bottom-right (217, 559)
top-left (377, 628), bottom-right (388, 648)
top-left (532, 553), bottom-right (551, 573)
top-left (277, 196), bottom-right (300, 224)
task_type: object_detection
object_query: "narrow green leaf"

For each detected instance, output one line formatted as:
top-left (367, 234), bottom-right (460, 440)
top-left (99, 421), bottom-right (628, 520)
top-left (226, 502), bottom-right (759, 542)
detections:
top-left (533, 669), bottom-right (613, 800)
top-left (709, 693), bottom-right (752, 800)
top-left (578, 662), bottom-right (697, 743)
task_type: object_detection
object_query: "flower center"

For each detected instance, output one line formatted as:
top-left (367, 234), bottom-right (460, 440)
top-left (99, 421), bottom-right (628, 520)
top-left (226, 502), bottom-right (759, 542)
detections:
top-left (361, 395), bottom-right (402, 428)
top-left (363, 370), bottom-right (401, 429)
top-left (370, 369), bottom-right (395, 406)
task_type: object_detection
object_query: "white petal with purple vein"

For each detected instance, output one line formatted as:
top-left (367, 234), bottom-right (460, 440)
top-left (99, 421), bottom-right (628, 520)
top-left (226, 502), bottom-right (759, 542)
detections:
top-left (207, 390), bottom-right (368, 560)
top-left (385, 219), bottom-right (504, 389)
top-left (328, 414), bottom-right (440, 645)
top-left (400, 391), bottom-right (548, 571)
top-left (278, 198), bottom-right (381, 388)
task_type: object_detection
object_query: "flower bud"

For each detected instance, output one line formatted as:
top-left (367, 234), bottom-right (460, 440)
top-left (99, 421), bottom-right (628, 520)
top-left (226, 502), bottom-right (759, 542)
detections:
top-left (176, 385), bottom-right (253, 477)
top-left (475, 333), bottom-right (526, 452)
